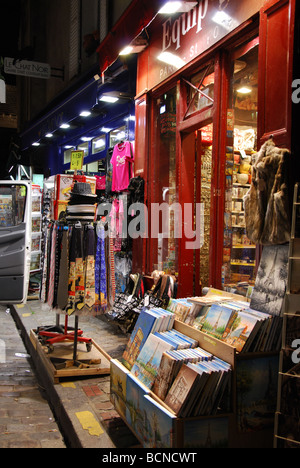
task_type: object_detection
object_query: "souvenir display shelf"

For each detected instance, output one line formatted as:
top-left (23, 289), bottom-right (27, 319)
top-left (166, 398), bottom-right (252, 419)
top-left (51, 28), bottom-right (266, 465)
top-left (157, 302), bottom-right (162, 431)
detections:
top-left (111, 318), bottom-right (278, 449)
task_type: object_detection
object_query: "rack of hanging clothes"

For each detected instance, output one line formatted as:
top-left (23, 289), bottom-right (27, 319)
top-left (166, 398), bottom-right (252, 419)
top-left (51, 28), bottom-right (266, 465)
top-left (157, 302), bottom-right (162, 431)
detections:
top-left (37, 218), bottom-right (116, 356)
top-left (40, 219), bottom-right (116, 314)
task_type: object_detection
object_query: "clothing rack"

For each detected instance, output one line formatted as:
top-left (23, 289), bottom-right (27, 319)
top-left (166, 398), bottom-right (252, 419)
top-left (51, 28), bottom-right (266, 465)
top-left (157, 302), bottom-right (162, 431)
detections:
top-left (38, 219), bottom-right (94, 360)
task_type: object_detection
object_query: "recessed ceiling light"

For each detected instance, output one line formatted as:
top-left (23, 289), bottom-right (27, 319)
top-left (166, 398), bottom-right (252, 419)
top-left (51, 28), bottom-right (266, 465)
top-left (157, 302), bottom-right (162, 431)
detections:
top-left (80, 110), bottom-right (91, 117)
top-left (45, 133), bottom-right (53, 138)
top-left (60, 123), bottom-right (70, 129)
top-left (81, 136), bottom-right (93, 142)
top-left (32, 142), bottom-right (40, 147)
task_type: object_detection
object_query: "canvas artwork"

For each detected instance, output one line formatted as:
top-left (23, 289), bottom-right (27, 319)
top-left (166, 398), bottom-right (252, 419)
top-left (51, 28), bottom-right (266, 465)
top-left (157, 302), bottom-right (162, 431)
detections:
top-left (131, 334), bottom-right (174, 388)
top-left (110, 359), bottom-right (129, 419)
top-left (236, 356), bottom-right (279, 432)
top-left (222, 311), bottom-right (259, 352)
top-left (250, 244), bottom-right (289, 316)
top-left (125, 373), bottom-right (151, 441)
top-left (201, 303), bottom-right (236, 340)
top-left (142, 395), bottom-right (176, 448)
top-left (183, 417), bottom-right (229, 448)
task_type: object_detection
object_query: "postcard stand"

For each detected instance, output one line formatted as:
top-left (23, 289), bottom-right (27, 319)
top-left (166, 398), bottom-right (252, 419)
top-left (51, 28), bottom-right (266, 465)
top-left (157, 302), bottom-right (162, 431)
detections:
top-left (110, 320), bottom-right (278, 448)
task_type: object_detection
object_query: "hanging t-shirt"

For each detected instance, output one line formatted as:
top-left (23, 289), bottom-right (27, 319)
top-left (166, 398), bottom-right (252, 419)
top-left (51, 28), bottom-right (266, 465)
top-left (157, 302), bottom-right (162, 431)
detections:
top-left (111, 141), bottom-right (134, 192)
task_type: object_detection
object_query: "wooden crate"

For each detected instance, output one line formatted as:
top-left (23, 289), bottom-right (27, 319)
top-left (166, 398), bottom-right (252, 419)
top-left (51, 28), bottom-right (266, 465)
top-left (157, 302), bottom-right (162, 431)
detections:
top-left (30, 329), bottom-right (111, 383)
top-left (110, 320), bottom-right (278, 448)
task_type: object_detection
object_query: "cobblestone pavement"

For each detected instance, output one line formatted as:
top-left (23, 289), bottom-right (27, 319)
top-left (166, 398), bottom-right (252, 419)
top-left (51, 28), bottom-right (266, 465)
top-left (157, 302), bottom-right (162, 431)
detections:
top-left (1, 301), bottom-right (140, 449)
top-left (0, 306), bottom-right (66, 448)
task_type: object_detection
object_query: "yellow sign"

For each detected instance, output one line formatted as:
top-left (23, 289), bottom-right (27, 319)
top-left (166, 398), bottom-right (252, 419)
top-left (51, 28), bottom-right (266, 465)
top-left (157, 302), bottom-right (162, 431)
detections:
top-left (71, 151), bottom-right (84, 170)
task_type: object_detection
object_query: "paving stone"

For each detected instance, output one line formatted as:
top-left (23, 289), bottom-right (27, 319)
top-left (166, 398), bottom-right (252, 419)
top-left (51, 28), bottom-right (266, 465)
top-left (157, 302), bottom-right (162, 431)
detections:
top-left (0, 306), bottom-right (66, 449)
top-left (2, 302), bottom-right (140, 449)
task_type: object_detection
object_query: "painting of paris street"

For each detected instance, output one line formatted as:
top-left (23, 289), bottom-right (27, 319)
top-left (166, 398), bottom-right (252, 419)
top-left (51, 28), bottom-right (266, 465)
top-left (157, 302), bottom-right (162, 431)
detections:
top-left (250, 245), bottom-right (289, 316)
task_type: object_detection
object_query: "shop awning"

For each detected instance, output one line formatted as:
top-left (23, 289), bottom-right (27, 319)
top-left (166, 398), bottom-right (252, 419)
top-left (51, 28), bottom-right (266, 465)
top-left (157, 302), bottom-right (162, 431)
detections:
top-left (20, 77), bottom-right (100, 150)
top-left (97, 0), bottom-right (165, 74)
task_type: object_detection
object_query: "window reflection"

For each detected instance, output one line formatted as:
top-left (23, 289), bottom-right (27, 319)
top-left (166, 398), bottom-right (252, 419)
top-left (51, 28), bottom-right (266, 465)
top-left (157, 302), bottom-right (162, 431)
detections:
top-left (153, 88), bottom-right (177, 273)
top-left (0, 185), bottom-right (27, 227)
top-left (185, 64), bottom-right (215, 118)
top-left (222, 41), bottom-right (259, 293)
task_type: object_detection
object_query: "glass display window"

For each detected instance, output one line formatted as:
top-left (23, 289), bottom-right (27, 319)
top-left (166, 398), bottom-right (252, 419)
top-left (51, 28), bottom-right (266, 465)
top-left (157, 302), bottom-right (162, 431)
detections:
top-left (185, 63), bottom-right (215, 118)
top-left (222, 39), bottom-right (259, 293)
top-left (0, 184), bottom-right (27, 227)
top-left (63, 146), bottom-right (76, 165)
top-left (109, 125), bottom-right (127, 146)
top-left (92, 135), bottom-right (106, 154)
top-left (77, 141), bottom-right (89, 157)
top-left (151, 88), bottom-right (178, 274)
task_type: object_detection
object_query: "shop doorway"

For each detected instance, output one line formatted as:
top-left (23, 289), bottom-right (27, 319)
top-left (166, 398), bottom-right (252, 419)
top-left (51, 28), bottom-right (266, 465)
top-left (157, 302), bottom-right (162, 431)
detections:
top-left (179, 123), bottom-right (214, 297)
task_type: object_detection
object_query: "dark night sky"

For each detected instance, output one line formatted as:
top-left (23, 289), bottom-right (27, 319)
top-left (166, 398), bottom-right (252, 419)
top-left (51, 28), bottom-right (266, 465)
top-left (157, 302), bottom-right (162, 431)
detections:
top-left (0, 0), bottom-right (21, 58)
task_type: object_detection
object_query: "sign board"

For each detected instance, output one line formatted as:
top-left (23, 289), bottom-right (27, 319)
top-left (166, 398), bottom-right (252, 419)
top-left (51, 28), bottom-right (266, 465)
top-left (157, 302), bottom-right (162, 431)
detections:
top-left (70, 151), bottom-right (84, 171)
top-left (4, 57), bottom-right (51, 80)
top-left (137, 0), bottom-right (265, 93)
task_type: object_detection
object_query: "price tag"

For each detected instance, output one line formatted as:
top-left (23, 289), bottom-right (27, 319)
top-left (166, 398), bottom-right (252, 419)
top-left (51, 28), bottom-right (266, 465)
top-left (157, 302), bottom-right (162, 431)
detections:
top-left (71, 151), bottom-right (84, 171)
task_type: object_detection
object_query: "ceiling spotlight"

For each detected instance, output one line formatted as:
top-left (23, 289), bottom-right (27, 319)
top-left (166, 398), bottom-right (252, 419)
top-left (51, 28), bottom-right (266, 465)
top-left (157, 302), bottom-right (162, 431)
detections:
top-left (32, 142), bottom-right (40, 147)
top-left (45, 133), bottom-right (53, 138)
top-left (80, 110), bottom-right (92, 117)
top-left (158, 1), bottom-right (198, 14)
top-left (157, 51), bottom-right (185, 69)
top-left (99, 95), bottom-right (119, 103)
top-left (60, 123), bottom-right (70, 129)
top-left (119, 37), bottom-right (148, 56)
top-left (119, 46), bottom-right (134, 56)
top-left (81, 136), bottom-right (93, 142)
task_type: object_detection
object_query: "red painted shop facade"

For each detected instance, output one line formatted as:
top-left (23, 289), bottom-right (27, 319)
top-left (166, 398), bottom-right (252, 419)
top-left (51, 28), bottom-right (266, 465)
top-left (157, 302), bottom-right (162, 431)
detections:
top-left (130, 0), bottom-right (296, 298)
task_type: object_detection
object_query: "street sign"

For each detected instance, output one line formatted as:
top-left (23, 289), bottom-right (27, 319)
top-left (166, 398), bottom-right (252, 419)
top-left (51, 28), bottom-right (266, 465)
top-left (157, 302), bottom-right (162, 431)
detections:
top-left (4, 57), bottom-right (51, 79)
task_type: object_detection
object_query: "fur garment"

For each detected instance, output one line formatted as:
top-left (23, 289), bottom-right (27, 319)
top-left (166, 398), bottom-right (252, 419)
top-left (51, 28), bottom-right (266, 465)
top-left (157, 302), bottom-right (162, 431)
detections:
top-left (244, 138), bottom-right (291, 245)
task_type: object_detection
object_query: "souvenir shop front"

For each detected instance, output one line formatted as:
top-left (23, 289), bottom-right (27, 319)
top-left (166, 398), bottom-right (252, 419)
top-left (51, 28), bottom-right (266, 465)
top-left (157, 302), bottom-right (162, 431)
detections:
top-left (19, 58), bottom-right (139, 309)
top-left (128, 0), bottom-right (297, 298)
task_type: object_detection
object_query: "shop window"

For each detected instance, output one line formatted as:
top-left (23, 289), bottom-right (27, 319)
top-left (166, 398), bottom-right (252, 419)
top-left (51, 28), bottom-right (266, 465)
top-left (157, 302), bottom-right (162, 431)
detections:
top-left (198, 125), bottom-right (213, 289)
top-left (0, 184), bottom-right (27, 227)
top-left (77, 141), bottom-right (89, 157)
top-left (185, 63), bottom-right (215, 118)
top-left (92, 135), bottom-right (106, 154)
top-left (222, 40), bottom-right (259, 293)
top-left (109, 125), bottom-right (127, 146)
top-left (63, 146), bottom-right (76, 165)
top-left (86, 161), bottom-right (98, 172)
top-left (151, 88), bottom-right (177, 273)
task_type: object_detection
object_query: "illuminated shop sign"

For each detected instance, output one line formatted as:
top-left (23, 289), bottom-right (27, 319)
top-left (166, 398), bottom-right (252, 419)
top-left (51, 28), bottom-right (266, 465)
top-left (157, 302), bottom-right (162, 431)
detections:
top-left (140, 0), bottom-right (265, 91)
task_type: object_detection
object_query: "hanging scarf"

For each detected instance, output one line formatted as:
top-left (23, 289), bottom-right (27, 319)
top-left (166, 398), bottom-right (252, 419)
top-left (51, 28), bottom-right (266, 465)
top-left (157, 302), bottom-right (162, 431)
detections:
top-left (95, 223), bottom-right (107, 313)
top-left (84, 224), bottom-right (96, 310)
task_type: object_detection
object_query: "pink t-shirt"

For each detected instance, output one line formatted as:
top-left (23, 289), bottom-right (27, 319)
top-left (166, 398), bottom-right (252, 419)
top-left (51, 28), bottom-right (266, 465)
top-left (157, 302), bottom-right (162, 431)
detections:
top-left (111, 141), bottom-right (134, 192)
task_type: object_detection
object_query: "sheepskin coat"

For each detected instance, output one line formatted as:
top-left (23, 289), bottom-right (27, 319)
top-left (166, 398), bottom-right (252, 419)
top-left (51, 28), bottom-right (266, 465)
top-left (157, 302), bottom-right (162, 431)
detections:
top-left (244, 138), bottom-right (291, 245)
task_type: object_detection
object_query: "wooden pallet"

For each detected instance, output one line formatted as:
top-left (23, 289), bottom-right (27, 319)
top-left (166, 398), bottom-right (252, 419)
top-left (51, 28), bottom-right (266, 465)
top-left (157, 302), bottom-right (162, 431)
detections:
top-left (30, 329), bottom-right (111, 383)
